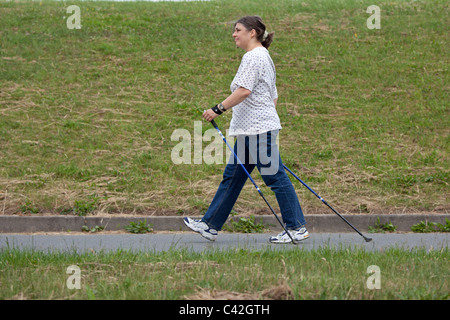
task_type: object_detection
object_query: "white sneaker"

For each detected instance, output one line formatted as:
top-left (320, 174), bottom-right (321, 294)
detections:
top-left (269, 227), bottom-right (309, 244)
top-left (183, 217), bottom-right (218, 241)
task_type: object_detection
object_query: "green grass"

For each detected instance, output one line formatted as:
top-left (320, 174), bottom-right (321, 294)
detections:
top-left (1, 247), bottom-right (448, 300)
top-left (0, 0), bottom-right (448, 216)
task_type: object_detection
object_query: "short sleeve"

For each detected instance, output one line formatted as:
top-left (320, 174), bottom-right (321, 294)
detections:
top-left (273, 84), bottom-right (278, 100)
top-left (232, 54), bottom-right (259, 92)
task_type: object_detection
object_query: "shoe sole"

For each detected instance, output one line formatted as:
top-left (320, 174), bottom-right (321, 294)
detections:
top-left (183, 218), bottom-right (217, 242)
top-left (270, 233), bottom-right (310, 244)
top-left (199, 230), bottom-right (217, 242)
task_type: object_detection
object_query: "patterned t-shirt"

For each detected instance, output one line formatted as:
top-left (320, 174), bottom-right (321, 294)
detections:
top-left (229, 47), bottom-right (282, 137)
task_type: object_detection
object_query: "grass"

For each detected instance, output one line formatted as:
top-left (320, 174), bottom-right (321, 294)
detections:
top-left (0, 247), bottom-right (448, 300)
top-left (0, 0), bottom-right (448, 216)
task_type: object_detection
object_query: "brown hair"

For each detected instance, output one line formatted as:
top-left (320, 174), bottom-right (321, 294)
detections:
top-left (234, 15), bottom-right (274, 49)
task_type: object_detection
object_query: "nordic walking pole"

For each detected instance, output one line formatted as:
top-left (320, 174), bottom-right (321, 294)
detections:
top-left (283, 164), bottom-right (373, 242)
top-left (210, 120), bottom-right (297, 244)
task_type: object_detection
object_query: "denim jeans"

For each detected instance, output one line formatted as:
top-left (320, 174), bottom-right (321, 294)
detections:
top-left (202, 130), bottom-right (306, 231)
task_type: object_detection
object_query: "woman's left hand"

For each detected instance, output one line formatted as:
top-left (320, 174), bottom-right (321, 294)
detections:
top-left (202, 109), bottom-right (219, 122)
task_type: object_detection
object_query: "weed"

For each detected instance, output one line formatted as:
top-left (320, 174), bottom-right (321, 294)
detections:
top-left (411, 221), bottom-right (438, 233)
top-left (223, 215), bottom-right (266, 233)
top-left (411, 219), bottom-right (450, 233)
top-left (368, 217), bottom-right (397, 233)
top-left (73, 198), bottom-right (98, 216)
top-left (20, 201), bottom-right (39, 214)
top-left (124, 220), bottom-right (153, 234)
top-left (81, 225), bottom-right (105, 233)
top-left (437, 219), bottom-right (450, 232)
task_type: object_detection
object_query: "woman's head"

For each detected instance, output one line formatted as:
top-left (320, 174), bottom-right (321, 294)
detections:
top-left (232, 15), bottom-right (274, 50)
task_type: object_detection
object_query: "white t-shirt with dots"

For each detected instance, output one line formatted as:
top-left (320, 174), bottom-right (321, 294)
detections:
top-left (229, 47), bottom-right (282, 137)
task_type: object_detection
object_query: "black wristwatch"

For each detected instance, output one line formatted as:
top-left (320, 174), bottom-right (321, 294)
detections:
top-left (211, 103), bottom-right (226, 115)
top-left (211, 105), bottom-right (222, 115)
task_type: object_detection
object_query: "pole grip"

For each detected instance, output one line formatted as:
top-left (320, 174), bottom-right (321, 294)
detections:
top-left (210, 119), bottom-right (219, 129)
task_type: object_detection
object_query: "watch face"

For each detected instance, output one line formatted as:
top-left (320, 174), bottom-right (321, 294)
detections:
top-left (212, 106), bottom-right (222, 115)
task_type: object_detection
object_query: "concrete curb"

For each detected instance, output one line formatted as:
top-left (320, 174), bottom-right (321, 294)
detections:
top-left (0, 214), bottom-right (448, 233)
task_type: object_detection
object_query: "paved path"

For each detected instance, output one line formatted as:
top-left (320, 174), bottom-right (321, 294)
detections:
top-left (0, 232), bottom-right (448, 253)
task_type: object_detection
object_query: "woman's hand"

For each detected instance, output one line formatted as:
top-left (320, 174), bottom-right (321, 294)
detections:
top-left (202, 109), bottom-right (219, 122)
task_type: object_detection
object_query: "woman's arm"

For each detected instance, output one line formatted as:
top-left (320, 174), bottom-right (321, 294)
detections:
top-left (202, 87), bottom-right (251, 122)
top-left (221, 87), bottom-right (251, 110)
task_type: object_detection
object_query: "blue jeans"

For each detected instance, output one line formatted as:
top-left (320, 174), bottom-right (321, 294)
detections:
top-left (202, 130), bottom-right (306, 231)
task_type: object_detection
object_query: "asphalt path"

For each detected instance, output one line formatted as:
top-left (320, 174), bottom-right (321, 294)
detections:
top-left (0, 232), bottom-right (448, 253)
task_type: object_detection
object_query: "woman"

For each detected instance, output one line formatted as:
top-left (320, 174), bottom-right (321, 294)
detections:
top-left (184, 16), bottom-right (308, 244)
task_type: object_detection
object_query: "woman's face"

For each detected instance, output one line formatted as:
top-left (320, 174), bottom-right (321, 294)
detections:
top-left (232, 23), bottom-right (254, 50)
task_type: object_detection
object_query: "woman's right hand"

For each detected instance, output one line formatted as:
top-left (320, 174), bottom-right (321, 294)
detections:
top-left (202, 109), bottom-right (219, 122)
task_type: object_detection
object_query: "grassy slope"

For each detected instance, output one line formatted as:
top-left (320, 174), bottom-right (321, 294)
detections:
top-left (0, 0), bottom-right (448, 216)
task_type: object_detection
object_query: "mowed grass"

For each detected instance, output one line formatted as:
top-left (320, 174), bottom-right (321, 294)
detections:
top-left (0, 0), bottom-right (448, 216)
top-left (0, 247), bottom-right (448, 300)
